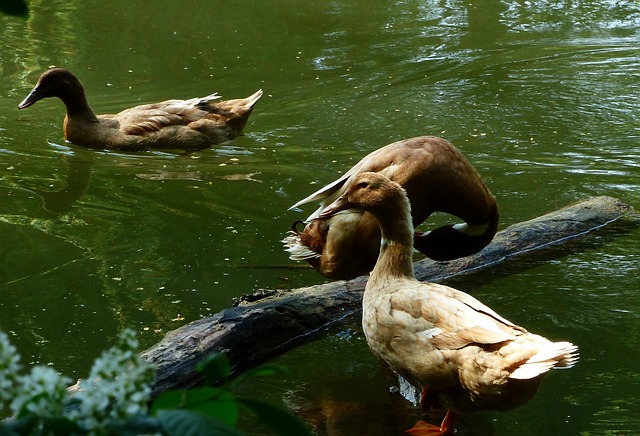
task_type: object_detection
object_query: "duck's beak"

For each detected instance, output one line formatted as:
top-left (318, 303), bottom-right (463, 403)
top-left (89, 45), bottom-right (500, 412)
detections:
top-left (18, 86), bottom-right (41, 109)
top-left (318, 193), bottom-right (353, 219)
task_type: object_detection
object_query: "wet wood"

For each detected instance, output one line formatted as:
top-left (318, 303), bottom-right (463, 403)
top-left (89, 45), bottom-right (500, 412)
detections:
top-left (141, 196), bottom-right (635, 396)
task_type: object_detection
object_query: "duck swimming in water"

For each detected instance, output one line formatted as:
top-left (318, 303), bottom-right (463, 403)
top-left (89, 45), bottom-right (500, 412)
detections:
top-left (18, 68), bottom-right (262, 150)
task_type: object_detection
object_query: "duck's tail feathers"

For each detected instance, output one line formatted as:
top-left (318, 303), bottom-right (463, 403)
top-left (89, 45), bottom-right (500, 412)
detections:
top-left (509, 341), bottom-right (579, 380)
top-left (217, 89), bottom-right (263, 110)
top-left (282, 232), bottom-right (321, 261)
top-left (243, 89), bottom-right (264, 108)
top-left (194, 93), bottom-right (221, 105)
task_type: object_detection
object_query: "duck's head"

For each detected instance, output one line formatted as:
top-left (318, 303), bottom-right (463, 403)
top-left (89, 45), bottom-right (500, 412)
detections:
top-left (319, 172), bottom-right (408, 218)
top-left (18, 68), bottom-right (84, 109)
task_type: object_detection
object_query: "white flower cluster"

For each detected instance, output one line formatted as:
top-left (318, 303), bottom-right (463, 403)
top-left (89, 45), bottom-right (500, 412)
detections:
top-left (69, 328), bottom-right (156, 432)
top-left (0, 331), bottom-right (22, 405)
top-left (0, 329), bottom-right (156, 433)
top-left (11, 366), bottom-right (71, 419)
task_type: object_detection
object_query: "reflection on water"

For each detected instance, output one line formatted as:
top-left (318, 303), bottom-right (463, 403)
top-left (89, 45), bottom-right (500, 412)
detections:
top-left (1, 0), bottom-right (640, 434)
top-left (29, 150), bottom-right (93, 213)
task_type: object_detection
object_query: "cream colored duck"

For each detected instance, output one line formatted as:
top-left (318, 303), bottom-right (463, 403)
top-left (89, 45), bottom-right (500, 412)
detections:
top-left (18, 68), bottom-right (262, 150)
top-left (283, 136), bottom-right (499, 280)
top-left (319, 172), bottom-right (578, 435)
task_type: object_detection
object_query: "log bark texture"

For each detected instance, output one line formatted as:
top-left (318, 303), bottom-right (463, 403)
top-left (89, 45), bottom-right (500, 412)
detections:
top-left (141, 196), bottom-right (635, 396)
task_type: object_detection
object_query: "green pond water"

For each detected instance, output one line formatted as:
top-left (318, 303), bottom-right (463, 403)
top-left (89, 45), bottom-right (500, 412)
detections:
top-left (1, 0), bottom-right (639, 434)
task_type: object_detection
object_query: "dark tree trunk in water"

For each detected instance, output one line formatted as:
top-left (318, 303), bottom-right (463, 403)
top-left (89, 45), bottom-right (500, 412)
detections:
top-left (141, 196), bottom-right (635, 396)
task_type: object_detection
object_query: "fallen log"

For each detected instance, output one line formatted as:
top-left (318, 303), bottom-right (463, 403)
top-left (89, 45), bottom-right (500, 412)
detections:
top-left (141, 196), bottom-right (635, 396)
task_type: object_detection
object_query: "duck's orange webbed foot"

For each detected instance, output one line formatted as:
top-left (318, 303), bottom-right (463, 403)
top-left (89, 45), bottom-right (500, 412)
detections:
top-left (405, 409), bottom-right (455, 435)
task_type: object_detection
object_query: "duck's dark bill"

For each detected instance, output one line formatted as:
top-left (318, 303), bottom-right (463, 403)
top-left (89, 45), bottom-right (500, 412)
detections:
top-left (18, 88), bottom-right (40, 109)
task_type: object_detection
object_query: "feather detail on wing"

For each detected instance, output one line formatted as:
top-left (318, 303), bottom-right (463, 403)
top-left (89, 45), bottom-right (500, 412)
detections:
top-left (388, 284), bottom-right (518, 352)
top-left (114, 94), bottom-right (221, 135)
top-left (447, 286), bottom-right (524, 332)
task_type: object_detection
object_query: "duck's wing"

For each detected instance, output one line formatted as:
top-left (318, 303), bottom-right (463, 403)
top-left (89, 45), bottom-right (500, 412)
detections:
top-left (445, 285), bottom-right (521, 330)
top-left (112, 94), bottom-right (221, 135)
top-left (425, 283), bottom-right (579, 379)
top-left (288, 171), bottom-right (351, 212)
top-left (388, 282), bottom-right (524, 351)
top-left (289, 142), bottom-right (407, 216)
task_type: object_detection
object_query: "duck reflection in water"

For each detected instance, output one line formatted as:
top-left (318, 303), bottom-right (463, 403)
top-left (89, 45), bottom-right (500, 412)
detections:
top-left (24, 150), bottom-right (94, 214)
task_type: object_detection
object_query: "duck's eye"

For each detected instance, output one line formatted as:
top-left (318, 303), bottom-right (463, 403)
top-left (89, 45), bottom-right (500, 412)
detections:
top-left (356, 181), bottom-right (369, 190)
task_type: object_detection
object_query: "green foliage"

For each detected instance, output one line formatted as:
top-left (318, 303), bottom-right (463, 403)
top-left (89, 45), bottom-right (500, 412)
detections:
top-left (156, 410), bottom-right (244, 436)
top-left (196, 352), bottom-right (233, 385)
top-left (152, 387), bottom-right (239, 426)
top-left (0, 330), bottom-right (311, 436)
top-left (0, 415), bottom-right (83, 435)
top-left (151, 352), bottom-right (312, 436)
top-left (237, 398), bottom-right (312, 436)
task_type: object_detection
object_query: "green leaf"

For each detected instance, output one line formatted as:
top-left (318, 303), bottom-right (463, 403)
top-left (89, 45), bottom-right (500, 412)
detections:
top-left (0, 416), bottom-right (34, 435)
top-left (41, 417), bottom-right (84, 435)
top-left (157, 409), bottom-right (244, 436)
top-left (153, 387), bottom-right (220, 412)
top-left (196, 352), bottom-right (232, 384)
top-left (187, 392), bottom-right (238, 426)
top-left (152, 387), bottom-right (238, 426)
top-left (106, 415), bottom-right (162, 436)
top-left (152, 389), bottom-right (183, 413)
top-left (181, 386), bottom-right (227, 405)
top-left (241, 363), bottom-right (289, 379)
top-left (1, 416), bottom-right (84, 436)
top-left (0, 0), bottom-right (28, 17)
top-left (231, 363), bottom-right (289, 387)
top-left (237, 398), bottom-right (311, 436)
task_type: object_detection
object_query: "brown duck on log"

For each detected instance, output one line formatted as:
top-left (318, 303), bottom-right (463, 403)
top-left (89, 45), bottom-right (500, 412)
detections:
top-left (283, 136), bottom-right (499, 280)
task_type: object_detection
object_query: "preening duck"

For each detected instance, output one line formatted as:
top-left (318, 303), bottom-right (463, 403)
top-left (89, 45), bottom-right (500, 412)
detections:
top-left (283, 136), bottom-right (499, 280)
top-left (18, 68), bottom-right (262, 150)
top-left (319, 172), bottom-right (578, 435)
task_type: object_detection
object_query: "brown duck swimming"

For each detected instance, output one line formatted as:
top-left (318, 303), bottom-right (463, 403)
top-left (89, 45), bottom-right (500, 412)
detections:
top-left (319, 172), bottom-right (578, 435)
top-left (283, 136), bottom-right (499, 280)
top-left (18, 68), bottom-right (262, 150)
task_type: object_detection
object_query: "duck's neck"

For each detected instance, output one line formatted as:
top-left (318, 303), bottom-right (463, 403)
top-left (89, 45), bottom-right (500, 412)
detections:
top-left (369, 199), bottom-right (416, 283)
top-left (60, 86), bottom-right (98, 122)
